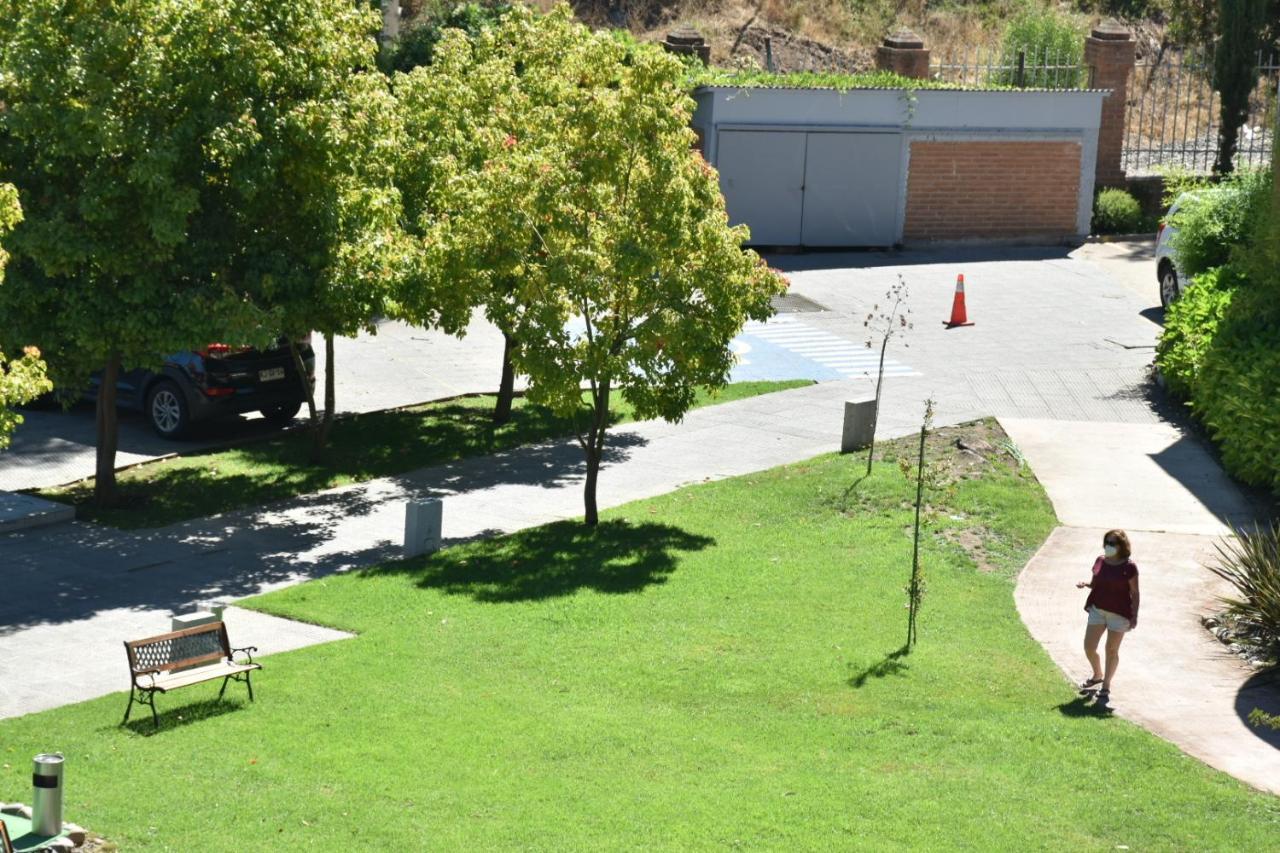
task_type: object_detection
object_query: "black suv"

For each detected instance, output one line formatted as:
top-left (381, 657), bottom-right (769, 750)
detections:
top-left (87, 338), bottom-right (315, 439)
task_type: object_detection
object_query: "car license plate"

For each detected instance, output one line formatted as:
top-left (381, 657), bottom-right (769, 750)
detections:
top-left (259, 367), bottom-right (285, 382)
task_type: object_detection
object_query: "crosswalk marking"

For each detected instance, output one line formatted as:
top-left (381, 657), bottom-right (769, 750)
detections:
top-left (741, 316), bottom-right (918, 378)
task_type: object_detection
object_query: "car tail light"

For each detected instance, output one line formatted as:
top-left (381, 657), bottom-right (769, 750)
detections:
top-left (198, 343), bottom-right (232, 359)
top-left (1156, 221), bottom-right (1165, 240)
top-left (202, 386), bottom-right (235, 398)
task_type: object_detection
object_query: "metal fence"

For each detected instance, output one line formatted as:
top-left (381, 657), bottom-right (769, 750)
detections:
top-left (930, 46), bottom-right (1085, 90)
top-left (1123, 49), bottom-right (1278, 175)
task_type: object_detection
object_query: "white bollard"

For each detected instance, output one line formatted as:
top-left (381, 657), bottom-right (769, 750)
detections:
top-left (404, 499), bottom-right (443, 558)
top-left (841, 398), bottom-right (877, 453)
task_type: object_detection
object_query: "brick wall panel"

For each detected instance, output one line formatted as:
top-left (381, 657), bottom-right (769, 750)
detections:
top-left (903, 140), bottom-right (1081, 241)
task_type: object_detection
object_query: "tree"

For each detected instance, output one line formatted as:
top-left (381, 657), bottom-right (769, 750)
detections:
top-left (1212, 0), bottom-right (1270, 175)
top-left (395, 5), bottom-right (786, 524)
top-left (0, 180), bottom-right (51, 449)
top-left (862, 276), bottom-right (912, 477)
top-left (0, 0), bottom-right (394, 502)
top-left (1164, 0), bottom-right (1278, 175)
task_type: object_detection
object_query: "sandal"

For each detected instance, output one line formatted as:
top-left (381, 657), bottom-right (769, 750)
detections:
top-left (1080, 676), bottom-right (1104, 689)
top-left (1096, 688), bottom-right (1110, 702)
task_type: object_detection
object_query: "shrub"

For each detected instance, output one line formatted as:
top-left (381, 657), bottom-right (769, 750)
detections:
top-left (1092, 188), bottom-right (1142, 234)
top-left (1194, 286), bottom-right (1280, 491)
top-left (990, 7), bottom-right (1085, 89)
top-left (1208, 522), bottom-right (1280, 664)
top-left (383, 2), bottom-right (512, 73)
top-left (1168, 168), bottom-right (1271, 278)
top-left (1155, 266), bottom-right (1241, 398)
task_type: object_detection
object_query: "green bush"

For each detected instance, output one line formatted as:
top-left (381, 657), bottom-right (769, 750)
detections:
top-left (1168, 168), bottom-right (1272, 278)
top-left (1092, 188), bottom-right (1143, 234)
top-left (1155, 266), bottom-right (1241, 398)
top-left (1193, 286), bottom-right (1280, 491)
top-left (383, 2), bottom-right (512, 73)
top-left (990, 7), bottom-right (1085, 89)
top-left (1208, 521), bottom-right (1280, 664)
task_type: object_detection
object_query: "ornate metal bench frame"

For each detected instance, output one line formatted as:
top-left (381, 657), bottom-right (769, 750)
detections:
top-left (123, 622), bottom-right (261, 729)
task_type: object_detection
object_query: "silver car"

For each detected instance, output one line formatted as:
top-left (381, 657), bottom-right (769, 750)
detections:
top-left (1155, 197), bottom-right (1186, 308)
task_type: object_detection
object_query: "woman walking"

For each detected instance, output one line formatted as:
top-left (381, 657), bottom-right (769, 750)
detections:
top-left (1075, 529), bottom-right (1140, 702)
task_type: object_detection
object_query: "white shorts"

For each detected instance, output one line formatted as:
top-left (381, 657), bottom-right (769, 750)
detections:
top-left (1088, 605), bottom-right (1131, 632)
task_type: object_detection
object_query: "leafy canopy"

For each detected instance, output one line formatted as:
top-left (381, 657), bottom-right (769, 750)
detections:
top-left (395, 4), bottom-right (786, 426)
top-left (0, 180), bottom-right (50, 449)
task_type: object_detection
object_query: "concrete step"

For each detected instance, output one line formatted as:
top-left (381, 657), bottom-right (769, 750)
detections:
top-left (0, 490), bottom-right (75, 533)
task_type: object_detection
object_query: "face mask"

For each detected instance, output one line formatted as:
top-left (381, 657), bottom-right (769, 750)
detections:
top-left (1104, 545), bottom-right (1118, 558)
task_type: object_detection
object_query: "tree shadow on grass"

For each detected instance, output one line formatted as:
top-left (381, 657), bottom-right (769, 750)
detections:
top-left (370, 519), bottom-right (715, 603)
top-left (119, 698), bottom-right (246, 736)
top-left (848, 644), bottom-right (911, 688)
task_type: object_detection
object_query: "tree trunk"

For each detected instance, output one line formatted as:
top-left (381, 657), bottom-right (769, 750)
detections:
top-left (866, 335), bottom-right (889, 477)
top-left (288, 339), bottom-right (321, 460)
top-left (319, 332), bottom-right (336, 450)
top-left (94, 352), bottom-right (122, 508)
top-left (493, 332), bottom-right (516, 425)
top-left (582, 377), bottom-right (612, 526)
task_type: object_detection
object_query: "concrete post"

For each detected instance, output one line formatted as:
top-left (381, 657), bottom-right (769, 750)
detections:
top-left (661, 26), bottom-right (711, 65)
top-left (381, 0), bottom-right (400, 46)
top-left (1084, 20), bottom-right (1135, 189)
top-left (841, 398), bottom-right (877, 453)
top-left (404, 499), bottom-right (443, 558)
top-left (876, 29), bottom-right (931, 81)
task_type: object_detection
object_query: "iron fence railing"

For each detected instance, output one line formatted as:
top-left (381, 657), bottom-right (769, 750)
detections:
top-left (1123, 49), bottom-right (1278, 175)
top-left (930, 46), bottom-right (1085, 90)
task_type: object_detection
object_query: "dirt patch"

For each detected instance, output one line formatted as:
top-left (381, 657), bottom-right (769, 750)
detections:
top-left (876, 417), bottom-right (1026, 482)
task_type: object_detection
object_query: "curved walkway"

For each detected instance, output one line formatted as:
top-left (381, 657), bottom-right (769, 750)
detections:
top-left (1005, 417), bottom-right (1280, 796)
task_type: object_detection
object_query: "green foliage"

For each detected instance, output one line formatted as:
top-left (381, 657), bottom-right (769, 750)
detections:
top-left (690, 67), bottom-right (1009, 91)
top-left (0, 0), bottom-right (399, 495)
top-left (0, 178), bottom-right (52, 448)
top-left (1212, 0), bottom-right (1270, 175)
top-left (1168, 168), bottom-right (1271, 277)
top-left (1092, 188), bottom-right (1143, 234)
top-left (1193, 285), bottom-right (1280, 491)
top-left (394, 4), bottom-right (787, 523)
top-left (1155, 266), bottom-right (1241, 398)
top-left (990, 6), bottom-right (1085, 89)
top-left (1158, 165), bottom-right (1213, 208)
top-left (1208, 522), bottom-right (1280, 663)
top-left (383, 1), bottom-right (512, 73)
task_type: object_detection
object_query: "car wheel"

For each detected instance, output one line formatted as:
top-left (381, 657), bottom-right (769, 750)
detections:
top-left (1159, 265), bottom-right (1181, 308)
top-left (146, 380), bottom-right (190, 439)
top-left (260, 401), bottom-right (303, 425)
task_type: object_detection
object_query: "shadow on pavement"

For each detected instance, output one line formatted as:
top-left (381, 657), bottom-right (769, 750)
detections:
top-left (0, 431), bottom-right (650, 633)
top-left (762, 245), bottom-right (1074, 274)
top-left (1235, 668), bottom-right (1280, 751)
top-left (369, 518), bottom-right (713, 603)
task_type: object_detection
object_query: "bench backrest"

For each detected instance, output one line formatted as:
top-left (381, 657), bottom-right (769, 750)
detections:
top-left (125, 622), bottom-right (232, 676)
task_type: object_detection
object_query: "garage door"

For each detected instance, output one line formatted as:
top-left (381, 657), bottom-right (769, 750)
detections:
top-left (715, 130), bottom-right (903, 248)
top-left (715, 131), bottom-right (806, 246)
top-left (801, 132), bottom-right (902, 247)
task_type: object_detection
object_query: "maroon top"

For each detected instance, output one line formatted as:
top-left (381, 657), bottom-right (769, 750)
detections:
top-left (1084, 557), bottom-right (1138, 620)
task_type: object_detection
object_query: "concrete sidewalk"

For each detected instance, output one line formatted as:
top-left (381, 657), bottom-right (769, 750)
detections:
top-left (1005, 417), bottom-right (1280, 796)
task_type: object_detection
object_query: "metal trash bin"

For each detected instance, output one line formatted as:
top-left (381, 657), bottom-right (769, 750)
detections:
top-left (32, 752), bottom-right (64, 836)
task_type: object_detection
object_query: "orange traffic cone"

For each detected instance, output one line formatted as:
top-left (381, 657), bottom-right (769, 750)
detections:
top-left (944, 274), bottom-right (974, 328)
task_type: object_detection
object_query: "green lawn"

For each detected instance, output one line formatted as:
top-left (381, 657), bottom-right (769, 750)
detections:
top-left (36, 380), bottom-right (812, 529)
top-left (4, 424), bottom-right (1278, 849)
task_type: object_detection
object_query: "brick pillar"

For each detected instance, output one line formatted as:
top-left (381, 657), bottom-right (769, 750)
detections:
top-left (1084, 20), bottom-right (1135, 188)
top-left (662, 26), bottom-right (710, 65)
top-left (876, 29), bottom-right (931, 80)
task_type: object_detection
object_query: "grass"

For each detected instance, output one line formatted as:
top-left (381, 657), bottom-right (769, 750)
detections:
top-left (4, 421), bottom-right (1279, 849)
top-left (34, 380), bottom-right (811, 530)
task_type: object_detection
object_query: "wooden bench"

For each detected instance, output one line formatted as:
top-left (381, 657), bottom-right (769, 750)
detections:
top-left (123, 622), bottom-right (261, 728)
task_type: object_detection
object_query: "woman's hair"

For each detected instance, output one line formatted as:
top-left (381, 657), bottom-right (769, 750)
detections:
top-left (1103, 529), bottom-right (1132, 560)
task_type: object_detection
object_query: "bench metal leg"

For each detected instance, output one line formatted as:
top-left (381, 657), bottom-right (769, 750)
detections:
top-left (122, 685), bottom-right (159, 729)
top-left (245, 670), bottom-right (254, 702)
top-left (218, 675), bottom-right (231, 700)
top-left (122, 690), bottom-right (135, 725)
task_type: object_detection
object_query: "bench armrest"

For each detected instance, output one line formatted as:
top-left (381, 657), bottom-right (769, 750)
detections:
top-left (231, 646), bottom-right (258, 664)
